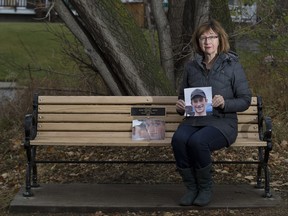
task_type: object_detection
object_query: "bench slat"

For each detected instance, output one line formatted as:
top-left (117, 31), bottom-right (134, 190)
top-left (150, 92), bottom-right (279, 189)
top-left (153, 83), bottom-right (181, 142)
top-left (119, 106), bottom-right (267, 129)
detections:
top-left (38, 96), bottom-right (258, 106)
top-left (37, 123), bottom-right (259, 132)
top-left (30, 137), bottom-right (266, 147)
top-left (36, 131), bottom-right (259, 139)
top-left (37, 122), bottom-right (180, 132)
top-left (238, 115), bottom-right (257, 123)
top-left (237, 106), bottom-right (257, 114)
top-left (39, 96), bottom-right (179, 105)
top-left (38, 113), bottom-right (257, 124)
top-left (38, 104), bottom-right (258, 115)
top-left (38, 114), bottom-right (183, 123)
top-left (39, 105), bottom-right (183, 114)
top-left (39, 105), bottom-right (135, 114)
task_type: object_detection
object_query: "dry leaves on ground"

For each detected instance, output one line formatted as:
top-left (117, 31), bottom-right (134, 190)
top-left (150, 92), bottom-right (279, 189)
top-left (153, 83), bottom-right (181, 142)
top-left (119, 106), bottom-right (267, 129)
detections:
top-left (0, 134), bottom-right (288, 216)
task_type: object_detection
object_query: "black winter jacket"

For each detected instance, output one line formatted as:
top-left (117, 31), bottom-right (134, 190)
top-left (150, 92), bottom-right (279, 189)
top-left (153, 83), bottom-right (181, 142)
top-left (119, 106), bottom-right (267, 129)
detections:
top-left (178, 52), bottom-right (252, 145)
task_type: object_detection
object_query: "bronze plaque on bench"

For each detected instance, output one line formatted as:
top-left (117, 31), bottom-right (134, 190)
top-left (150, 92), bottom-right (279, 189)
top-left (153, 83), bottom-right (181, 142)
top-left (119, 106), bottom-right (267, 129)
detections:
top-left (131, 107), bottom-right (166, 116)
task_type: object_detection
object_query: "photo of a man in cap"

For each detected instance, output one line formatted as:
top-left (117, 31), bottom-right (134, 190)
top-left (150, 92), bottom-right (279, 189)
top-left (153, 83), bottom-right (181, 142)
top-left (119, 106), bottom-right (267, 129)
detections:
top-left (184, 87), bottom-right (213, 117)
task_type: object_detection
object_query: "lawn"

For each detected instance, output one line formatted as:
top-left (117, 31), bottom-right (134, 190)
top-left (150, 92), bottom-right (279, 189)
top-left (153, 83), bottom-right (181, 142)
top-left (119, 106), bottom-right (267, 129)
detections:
top-left (0, 22), bottom-right (77, 82)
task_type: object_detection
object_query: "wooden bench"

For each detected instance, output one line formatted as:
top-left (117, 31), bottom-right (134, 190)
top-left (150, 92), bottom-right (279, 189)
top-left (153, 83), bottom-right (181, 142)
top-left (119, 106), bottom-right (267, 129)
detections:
top-left (23, 94), bottom-right (272, 198)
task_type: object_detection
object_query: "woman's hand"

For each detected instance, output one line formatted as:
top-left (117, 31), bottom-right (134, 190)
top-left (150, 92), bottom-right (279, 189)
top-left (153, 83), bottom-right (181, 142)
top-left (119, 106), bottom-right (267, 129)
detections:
top-left (212, 95), bottom-right (225, 109)
top-left (176, 99), bottom-right (186, 114)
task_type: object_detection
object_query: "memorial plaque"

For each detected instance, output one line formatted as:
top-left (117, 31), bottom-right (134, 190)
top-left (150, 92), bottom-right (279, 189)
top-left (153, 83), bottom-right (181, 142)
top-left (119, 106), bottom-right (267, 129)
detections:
top-left (131, 107), bottom-right (166, 116)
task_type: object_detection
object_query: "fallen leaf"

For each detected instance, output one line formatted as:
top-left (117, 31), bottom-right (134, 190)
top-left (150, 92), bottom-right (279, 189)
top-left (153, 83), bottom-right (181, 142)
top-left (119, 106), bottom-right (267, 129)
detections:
top-left (244, 175), bottom-right (254, 180)
top-left (1, 173), bottom-right (9, 179)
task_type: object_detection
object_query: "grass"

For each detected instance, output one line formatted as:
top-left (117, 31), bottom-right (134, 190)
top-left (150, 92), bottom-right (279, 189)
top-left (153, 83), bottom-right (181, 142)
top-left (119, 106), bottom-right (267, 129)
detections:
top-left (0, 22), bottom-right (77, 82)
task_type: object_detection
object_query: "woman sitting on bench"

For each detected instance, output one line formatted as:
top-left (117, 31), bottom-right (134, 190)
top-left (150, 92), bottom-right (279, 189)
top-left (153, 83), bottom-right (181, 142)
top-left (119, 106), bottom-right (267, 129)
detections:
top-left (171, 19), bottom-right (252, 207)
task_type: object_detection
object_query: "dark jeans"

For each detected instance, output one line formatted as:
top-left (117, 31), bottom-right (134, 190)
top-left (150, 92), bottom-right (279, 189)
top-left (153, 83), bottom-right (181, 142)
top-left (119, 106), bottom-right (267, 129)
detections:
top-left (171, 124), bottom-right (228, 169)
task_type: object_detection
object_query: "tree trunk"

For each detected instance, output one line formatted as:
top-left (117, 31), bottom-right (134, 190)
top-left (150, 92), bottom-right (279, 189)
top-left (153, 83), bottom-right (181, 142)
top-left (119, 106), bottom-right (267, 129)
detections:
top-left (57, 0), bottom-right (174, 96)
top-left (210, 0), bottom-right (235, 51)
top-left (54, 0), bottom-right (216, 95)
top-left (182, 0), bottom-right (210, 50)
top-left (54, 0), bottom-right (122, 95)
top-left (169, 0), bottom-right (210, 90)
top-left (194, 0), bottom-right (210, 27)
top-left (150, 0), bottom-right (175, 87)
top-left (143, 0), bottom-right (157, 56)
top-left (168, 0), bottom-right (186, 63)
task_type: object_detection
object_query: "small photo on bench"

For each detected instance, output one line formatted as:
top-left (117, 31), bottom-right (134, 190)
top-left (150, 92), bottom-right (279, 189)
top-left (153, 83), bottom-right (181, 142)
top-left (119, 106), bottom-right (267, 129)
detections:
top-left (132, 119), bottom-right (165, 140)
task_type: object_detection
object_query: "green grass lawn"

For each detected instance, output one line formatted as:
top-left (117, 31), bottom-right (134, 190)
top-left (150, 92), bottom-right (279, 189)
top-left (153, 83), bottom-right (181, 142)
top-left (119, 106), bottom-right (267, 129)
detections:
top-left (0, 22), bottom-right (77, 82)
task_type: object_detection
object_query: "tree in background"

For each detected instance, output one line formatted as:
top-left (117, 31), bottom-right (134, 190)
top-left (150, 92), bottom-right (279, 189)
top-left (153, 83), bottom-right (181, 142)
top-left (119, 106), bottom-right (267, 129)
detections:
top-left (55, 0), bottom-right (173, 96)
top-left (167, 0), bottom-right (210, 88)
top-left (210, 0), bottom-right (235, 50)
top-left (223, 0), bottom-right (288, 142)
top-left (165, 0), bottom-right (233, 88)
top-left (54, 0), bottom-right (223, 95)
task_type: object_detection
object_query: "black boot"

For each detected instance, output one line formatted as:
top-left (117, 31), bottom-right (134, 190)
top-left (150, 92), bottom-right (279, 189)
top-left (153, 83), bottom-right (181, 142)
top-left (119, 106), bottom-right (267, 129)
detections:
top-left (193, 164), bottom-right (213, 206)
top-left (178, 167), bottom-right (198, 206)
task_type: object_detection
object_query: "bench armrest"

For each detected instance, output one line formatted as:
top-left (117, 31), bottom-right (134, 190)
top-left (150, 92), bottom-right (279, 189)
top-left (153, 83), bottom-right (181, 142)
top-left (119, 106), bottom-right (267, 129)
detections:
top-left (262, 116), bottom-right (272, 140)
top-left (256, 96), bottom-right (272, 151)
top-left (24, 112), bottom-right (37, 148)
top-left (23, 93), bottom-right (39, 148)
top-left (259, 116), bottom-right (272, 150)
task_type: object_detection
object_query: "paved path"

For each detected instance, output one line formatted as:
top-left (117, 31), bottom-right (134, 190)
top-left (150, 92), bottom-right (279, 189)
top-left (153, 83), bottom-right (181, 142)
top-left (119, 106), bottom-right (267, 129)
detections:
top-left (0, 81), bottom-right (17, 101)
top-left (10, 184), bottom-right (282, 213)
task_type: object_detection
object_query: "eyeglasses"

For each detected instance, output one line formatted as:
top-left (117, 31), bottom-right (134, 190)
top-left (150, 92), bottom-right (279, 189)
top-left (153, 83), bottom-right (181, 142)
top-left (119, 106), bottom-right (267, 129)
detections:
top-left (199, 35), bottom-right (218, 42)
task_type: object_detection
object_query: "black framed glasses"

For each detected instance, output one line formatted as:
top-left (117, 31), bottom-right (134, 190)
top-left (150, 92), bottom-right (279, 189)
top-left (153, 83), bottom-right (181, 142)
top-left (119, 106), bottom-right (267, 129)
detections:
top-left (199, 35), bottom-right (218, 42)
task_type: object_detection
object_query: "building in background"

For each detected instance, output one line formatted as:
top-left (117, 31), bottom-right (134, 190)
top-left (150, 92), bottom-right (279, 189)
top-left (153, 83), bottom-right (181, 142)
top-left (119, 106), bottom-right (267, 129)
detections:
top-left (121, 0), bottom-right (145, 28)
top-left (229, 0), bottom-right (257, 24)
top-left (0, 0), bottom-right (50, 14)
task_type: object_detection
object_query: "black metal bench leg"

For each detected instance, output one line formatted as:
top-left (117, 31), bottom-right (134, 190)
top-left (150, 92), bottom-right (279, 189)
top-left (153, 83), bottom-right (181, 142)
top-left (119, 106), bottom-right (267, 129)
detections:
top-left (263, 147), bottom-right (272, 198)
top-left (31, 146), bottom-right (40, 188)
top-left (255, 147), bottom-right (263, 189)
top-left (23, 145), bottom-right (33, 197)
top-left (263, 163), bottom-right (272, 198)
top-left (256, 165), bottom-right (263, 188)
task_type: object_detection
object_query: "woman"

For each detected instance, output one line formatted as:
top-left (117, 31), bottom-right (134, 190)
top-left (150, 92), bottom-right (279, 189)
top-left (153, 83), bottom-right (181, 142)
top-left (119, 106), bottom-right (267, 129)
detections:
top-left (171, 19), bottom-right (252, 206)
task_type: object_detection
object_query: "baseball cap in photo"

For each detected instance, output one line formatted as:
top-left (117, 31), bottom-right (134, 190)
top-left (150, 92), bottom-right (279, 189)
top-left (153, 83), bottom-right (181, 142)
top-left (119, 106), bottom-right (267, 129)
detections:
top-left (190, 89), bottom-right (206, 99)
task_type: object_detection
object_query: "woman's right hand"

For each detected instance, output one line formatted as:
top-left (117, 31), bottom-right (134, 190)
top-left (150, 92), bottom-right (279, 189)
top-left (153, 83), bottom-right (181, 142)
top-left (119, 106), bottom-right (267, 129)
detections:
top-left (176, 99), bottom-right (186, 114)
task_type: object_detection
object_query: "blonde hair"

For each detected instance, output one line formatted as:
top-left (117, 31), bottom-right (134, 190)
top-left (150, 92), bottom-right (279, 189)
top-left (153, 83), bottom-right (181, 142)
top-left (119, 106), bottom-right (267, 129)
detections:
top-left (192, 19), bottom-right (230, 55)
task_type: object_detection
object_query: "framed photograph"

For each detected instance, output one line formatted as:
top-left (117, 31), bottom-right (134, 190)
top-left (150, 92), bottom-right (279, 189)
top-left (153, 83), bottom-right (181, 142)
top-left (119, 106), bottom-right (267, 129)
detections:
top-left (184, 87), bottom-right (213, 117)
top-left (132, 119), bottom-right (165, 140)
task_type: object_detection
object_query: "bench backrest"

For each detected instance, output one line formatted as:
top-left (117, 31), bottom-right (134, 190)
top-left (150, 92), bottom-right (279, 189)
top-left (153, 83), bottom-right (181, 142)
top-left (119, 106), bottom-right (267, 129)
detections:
top-left (32, 96), bottom-right (260, 146)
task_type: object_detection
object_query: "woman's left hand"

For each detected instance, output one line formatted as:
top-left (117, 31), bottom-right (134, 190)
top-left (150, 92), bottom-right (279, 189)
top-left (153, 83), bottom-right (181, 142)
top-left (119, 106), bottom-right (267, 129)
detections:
top-left (212, 95), bottom-right (225, 109)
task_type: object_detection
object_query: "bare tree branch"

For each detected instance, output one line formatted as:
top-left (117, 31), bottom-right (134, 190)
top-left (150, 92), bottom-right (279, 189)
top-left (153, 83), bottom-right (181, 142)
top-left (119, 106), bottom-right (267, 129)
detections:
top-left (54, 0), bottom-right (122, 95)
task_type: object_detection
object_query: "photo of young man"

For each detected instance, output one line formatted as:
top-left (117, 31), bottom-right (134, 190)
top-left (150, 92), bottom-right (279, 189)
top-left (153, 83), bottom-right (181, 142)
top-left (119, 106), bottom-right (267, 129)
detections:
top-left (190, 89), bottom-right (208, 116)
top-left (184, 87), bottom-right (213, 117)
